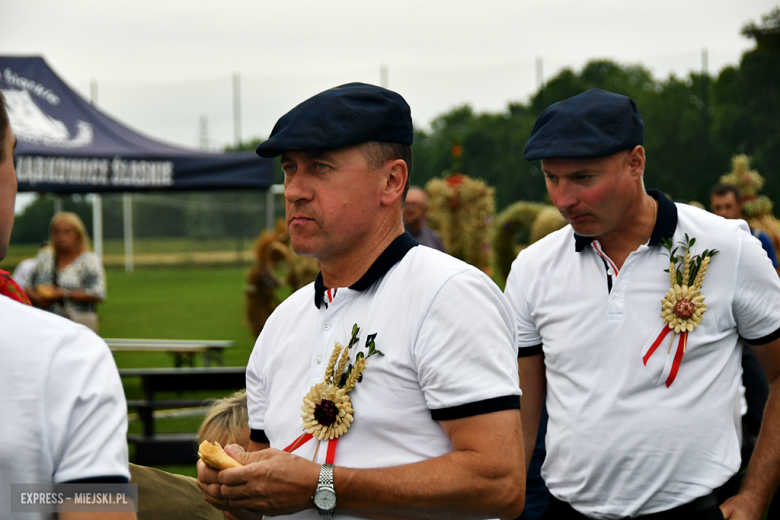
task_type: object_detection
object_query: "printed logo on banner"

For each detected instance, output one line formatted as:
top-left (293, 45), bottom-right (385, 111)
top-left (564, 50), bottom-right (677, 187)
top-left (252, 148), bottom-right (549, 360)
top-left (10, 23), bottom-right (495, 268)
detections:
top-left (2, 67), bottom-right (94, 148)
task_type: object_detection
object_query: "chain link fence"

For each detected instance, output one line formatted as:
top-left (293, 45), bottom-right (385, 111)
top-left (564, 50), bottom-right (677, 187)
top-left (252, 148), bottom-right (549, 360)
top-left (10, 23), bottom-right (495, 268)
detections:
top-left (3, 190), bottom-right (286, 270)
top-left (102, 190), bottom-right (285, 269)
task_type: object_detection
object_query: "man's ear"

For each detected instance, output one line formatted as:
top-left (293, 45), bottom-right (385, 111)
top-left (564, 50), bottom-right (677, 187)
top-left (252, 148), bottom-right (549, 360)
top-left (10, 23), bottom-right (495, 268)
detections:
top-left (627, 145), bottom-right (645, 177)
top-left (380, 159), bottom-right (408, 207)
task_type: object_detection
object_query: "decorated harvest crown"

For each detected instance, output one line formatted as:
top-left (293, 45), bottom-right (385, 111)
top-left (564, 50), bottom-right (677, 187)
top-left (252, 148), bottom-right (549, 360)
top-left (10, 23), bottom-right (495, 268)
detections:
top-left (719, 154), bottom-right (773, 217)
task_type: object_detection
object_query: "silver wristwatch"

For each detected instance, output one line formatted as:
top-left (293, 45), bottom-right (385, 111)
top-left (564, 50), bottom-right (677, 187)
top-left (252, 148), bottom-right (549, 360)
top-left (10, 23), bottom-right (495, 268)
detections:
top-left (312, 463), bottom-right (337, 517)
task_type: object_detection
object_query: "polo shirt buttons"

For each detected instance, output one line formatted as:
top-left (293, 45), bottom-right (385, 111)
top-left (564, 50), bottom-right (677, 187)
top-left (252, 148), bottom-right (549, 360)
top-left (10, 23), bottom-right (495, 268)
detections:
top-left (323, 322), bottom-right (331, 330)
top-left (607, 268), bottom-right (614, 276)
top-left (316, 355), bottom-right (323, 364)
top-left (612, 293), bottom-right (619, 300)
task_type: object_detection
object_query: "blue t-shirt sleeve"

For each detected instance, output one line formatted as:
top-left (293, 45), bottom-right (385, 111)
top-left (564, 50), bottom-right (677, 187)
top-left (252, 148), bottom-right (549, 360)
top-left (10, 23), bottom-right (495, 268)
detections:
top-left (757, 231), bottom-right (779, 268)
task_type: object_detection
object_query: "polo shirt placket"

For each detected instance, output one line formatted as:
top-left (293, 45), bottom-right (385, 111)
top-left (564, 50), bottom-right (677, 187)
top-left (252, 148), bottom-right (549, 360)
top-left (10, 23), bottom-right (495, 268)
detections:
top-left (311, 288), bottom-right (351, 386)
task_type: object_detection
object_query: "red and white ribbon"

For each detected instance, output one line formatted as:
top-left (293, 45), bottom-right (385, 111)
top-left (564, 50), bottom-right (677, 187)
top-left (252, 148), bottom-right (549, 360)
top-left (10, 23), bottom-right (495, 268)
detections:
top-left (642, 325), bottom-right (688, 387)
top-left (284, 433), bottom-right (338, 464)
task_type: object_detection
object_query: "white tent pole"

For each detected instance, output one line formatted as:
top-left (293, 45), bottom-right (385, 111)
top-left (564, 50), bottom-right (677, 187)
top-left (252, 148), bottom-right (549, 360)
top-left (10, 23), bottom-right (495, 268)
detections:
top-left (123, 193), bottom-right (134, 273)
top-left (92, 194), bottom-right (103, 260)
top-left (267, 184), bottom-right (284, 231)
top-left (53, 195), bottom-right (63, 214)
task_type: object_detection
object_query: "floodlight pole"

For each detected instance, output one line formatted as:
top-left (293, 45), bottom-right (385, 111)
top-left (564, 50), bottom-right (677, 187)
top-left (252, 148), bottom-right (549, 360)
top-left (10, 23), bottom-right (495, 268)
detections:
top-left (90, 81), bottom-right (104, 262)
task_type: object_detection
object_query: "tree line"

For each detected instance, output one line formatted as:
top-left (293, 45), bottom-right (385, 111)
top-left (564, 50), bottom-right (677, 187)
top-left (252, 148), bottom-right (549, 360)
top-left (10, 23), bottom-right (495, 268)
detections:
top-left (11, 8), bottom-right (778, 245)
top-left (408, 8), bottom-right (780, 211)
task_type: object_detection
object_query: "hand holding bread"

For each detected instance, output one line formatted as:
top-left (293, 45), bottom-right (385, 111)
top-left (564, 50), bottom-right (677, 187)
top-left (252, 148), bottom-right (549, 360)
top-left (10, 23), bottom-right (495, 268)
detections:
top-left (198, 440), bottom-right (244, 470)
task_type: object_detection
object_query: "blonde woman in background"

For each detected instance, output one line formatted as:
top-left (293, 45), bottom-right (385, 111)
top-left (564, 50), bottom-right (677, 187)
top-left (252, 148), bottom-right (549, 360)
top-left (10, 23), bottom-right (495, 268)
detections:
top-left (26, 211), bottom-right (106, 332)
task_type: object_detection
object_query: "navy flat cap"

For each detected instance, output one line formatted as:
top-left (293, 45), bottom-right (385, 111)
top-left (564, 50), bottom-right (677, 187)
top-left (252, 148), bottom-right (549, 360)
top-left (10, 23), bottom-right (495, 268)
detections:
top-left (256, 82), bottom-right (413, 158)
top-left (523, 88), bottom-right (643, 161)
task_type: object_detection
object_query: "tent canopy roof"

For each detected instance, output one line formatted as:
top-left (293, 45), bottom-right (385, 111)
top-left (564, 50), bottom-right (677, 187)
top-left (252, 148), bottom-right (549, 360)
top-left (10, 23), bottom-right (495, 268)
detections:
top-left (0, 56), bottom-right (274, 193)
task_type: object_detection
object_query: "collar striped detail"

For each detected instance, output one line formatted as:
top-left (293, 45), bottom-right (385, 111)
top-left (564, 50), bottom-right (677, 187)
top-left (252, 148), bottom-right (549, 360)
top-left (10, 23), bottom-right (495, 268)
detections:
top-left (591, 240), bottom-right (619, 276)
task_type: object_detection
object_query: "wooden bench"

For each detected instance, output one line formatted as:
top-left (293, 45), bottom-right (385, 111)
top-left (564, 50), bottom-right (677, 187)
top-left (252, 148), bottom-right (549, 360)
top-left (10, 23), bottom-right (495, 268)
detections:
top-left (106, 338), bottom-right (235, 367)
top-left (121, 367), bottom-right (246, 465)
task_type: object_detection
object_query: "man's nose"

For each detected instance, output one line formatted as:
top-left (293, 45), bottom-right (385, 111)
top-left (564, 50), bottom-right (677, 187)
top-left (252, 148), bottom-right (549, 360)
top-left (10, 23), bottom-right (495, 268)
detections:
top-left (550, 182), bottom-right (578, 210)
top-left (285, 173), bottom-right (312, 204)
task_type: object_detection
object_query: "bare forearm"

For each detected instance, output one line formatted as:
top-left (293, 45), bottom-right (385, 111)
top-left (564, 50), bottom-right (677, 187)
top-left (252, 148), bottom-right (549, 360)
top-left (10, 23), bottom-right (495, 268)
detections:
top-left (336, 424), bottom-right (525, 519)
top-left (26, 288), bottom-right (49, 308)
top-left (518, 354), bottom-right (545, 473)
top-left (212, 412), bottom-right (525, 519)
top-left (67, 289), bottom-right (102, 303)
top-left (739, 377), bottom-right (780, 511)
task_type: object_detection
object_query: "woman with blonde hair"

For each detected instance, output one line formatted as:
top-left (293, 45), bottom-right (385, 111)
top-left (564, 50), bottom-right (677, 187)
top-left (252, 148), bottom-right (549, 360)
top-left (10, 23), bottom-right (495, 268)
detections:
top-left (26, 211), bottom-right (106, 332)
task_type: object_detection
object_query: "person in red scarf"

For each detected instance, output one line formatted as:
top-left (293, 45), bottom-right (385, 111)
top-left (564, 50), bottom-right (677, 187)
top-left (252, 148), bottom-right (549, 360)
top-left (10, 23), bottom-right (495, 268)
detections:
top-left (0, 268), bottom-right (31, 305)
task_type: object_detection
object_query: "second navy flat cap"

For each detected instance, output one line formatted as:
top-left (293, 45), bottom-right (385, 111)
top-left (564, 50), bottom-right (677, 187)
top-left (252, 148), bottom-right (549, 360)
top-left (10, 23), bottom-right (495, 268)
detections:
top-left (523, 88), bottom-right (643, 161)
top-left (256, 83), bottom-right (413, 158)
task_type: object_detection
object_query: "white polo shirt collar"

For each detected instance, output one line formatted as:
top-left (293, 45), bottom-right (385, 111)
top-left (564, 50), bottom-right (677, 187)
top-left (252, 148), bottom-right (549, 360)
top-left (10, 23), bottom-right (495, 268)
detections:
top-left (313, 232), bottom-right (419, 309)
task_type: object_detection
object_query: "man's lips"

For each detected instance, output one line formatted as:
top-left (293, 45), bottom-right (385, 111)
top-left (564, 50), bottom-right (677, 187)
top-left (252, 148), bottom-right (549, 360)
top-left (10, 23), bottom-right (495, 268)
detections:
top-left (565, 213), bottom-right (591, 223)
top-left (288, 216), bottom-right (315, 225)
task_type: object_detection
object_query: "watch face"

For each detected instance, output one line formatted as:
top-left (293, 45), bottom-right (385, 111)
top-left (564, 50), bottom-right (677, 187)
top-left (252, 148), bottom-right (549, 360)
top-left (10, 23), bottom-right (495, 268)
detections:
top-left (314, 487), bottom-right (337, 510)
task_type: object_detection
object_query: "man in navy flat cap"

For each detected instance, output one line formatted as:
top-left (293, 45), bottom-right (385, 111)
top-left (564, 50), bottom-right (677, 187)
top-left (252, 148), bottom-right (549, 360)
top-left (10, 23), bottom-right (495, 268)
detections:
top-left (198, 83), bottom-right (526, 520)
top-left (505, 89), bottom-right (780, 519)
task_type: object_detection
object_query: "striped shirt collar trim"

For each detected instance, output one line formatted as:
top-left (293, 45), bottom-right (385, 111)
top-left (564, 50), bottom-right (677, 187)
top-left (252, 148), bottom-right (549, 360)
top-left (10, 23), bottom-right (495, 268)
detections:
top-left (574, 189), bottom-right (677, 253)
top-left (314, 232), bottom-right (419, 309)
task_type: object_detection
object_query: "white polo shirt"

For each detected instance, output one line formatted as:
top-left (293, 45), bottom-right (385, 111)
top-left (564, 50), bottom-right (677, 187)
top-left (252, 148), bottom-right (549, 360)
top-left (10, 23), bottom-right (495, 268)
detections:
top-left (247, 233), bottom-right (520, 520)
top-left (505, 191), bottom-right (780, 519)
top-left (0, 297), bottom-right (130, 520)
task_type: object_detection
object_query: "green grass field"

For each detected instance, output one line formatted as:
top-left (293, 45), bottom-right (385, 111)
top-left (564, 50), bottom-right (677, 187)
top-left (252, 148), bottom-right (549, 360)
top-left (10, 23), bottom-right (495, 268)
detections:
top-left (100, 266), bottom-right (257, 477)
top-left (0, 238), bottom-right (255, 270)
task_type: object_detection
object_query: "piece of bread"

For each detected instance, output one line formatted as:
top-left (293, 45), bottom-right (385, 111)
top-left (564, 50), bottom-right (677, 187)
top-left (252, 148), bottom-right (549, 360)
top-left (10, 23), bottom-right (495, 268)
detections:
top-left (36, 284), bottom-right (58, 299)
top-left (198, 441), bottom-right (243, 470)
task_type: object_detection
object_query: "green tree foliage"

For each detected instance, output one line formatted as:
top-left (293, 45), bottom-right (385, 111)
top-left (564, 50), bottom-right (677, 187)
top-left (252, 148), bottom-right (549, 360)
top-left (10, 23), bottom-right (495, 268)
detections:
top-left (10, 194), bottom-right (94, 245)
top-left (411, 57), bottom-right (728, 209)
top-left (713, 8), bottom-right (780, 203)
top-left (412, 7), bottom-right (779, 210)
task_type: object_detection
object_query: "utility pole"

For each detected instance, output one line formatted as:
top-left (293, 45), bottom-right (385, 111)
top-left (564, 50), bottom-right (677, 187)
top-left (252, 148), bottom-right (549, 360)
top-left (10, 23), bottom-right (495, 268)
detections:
top-left (90, 79), bottom-right (98, 106)
top-left (536, 57), bottom-right (544, 90)
top-left (233, 72), bottom-right (242, 146)
top-left (701, 48), bottom-right (711, 180)
top-left (380, 64), bottom-right (388, 88)
top-left (200, 116), bottom-right (209, 151)
top-left (535, 57), bottom-right (545, 108)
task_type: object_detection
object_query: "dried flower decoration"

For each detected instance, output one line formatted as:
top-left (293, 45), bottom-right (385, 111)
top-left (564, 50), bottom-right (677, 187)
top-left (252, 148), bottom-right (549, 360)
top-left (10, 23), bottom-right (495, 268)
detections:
top-left (298, 324), bottom-right (382, 443)
top-left (642, 235), bottom-right (717, 387)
